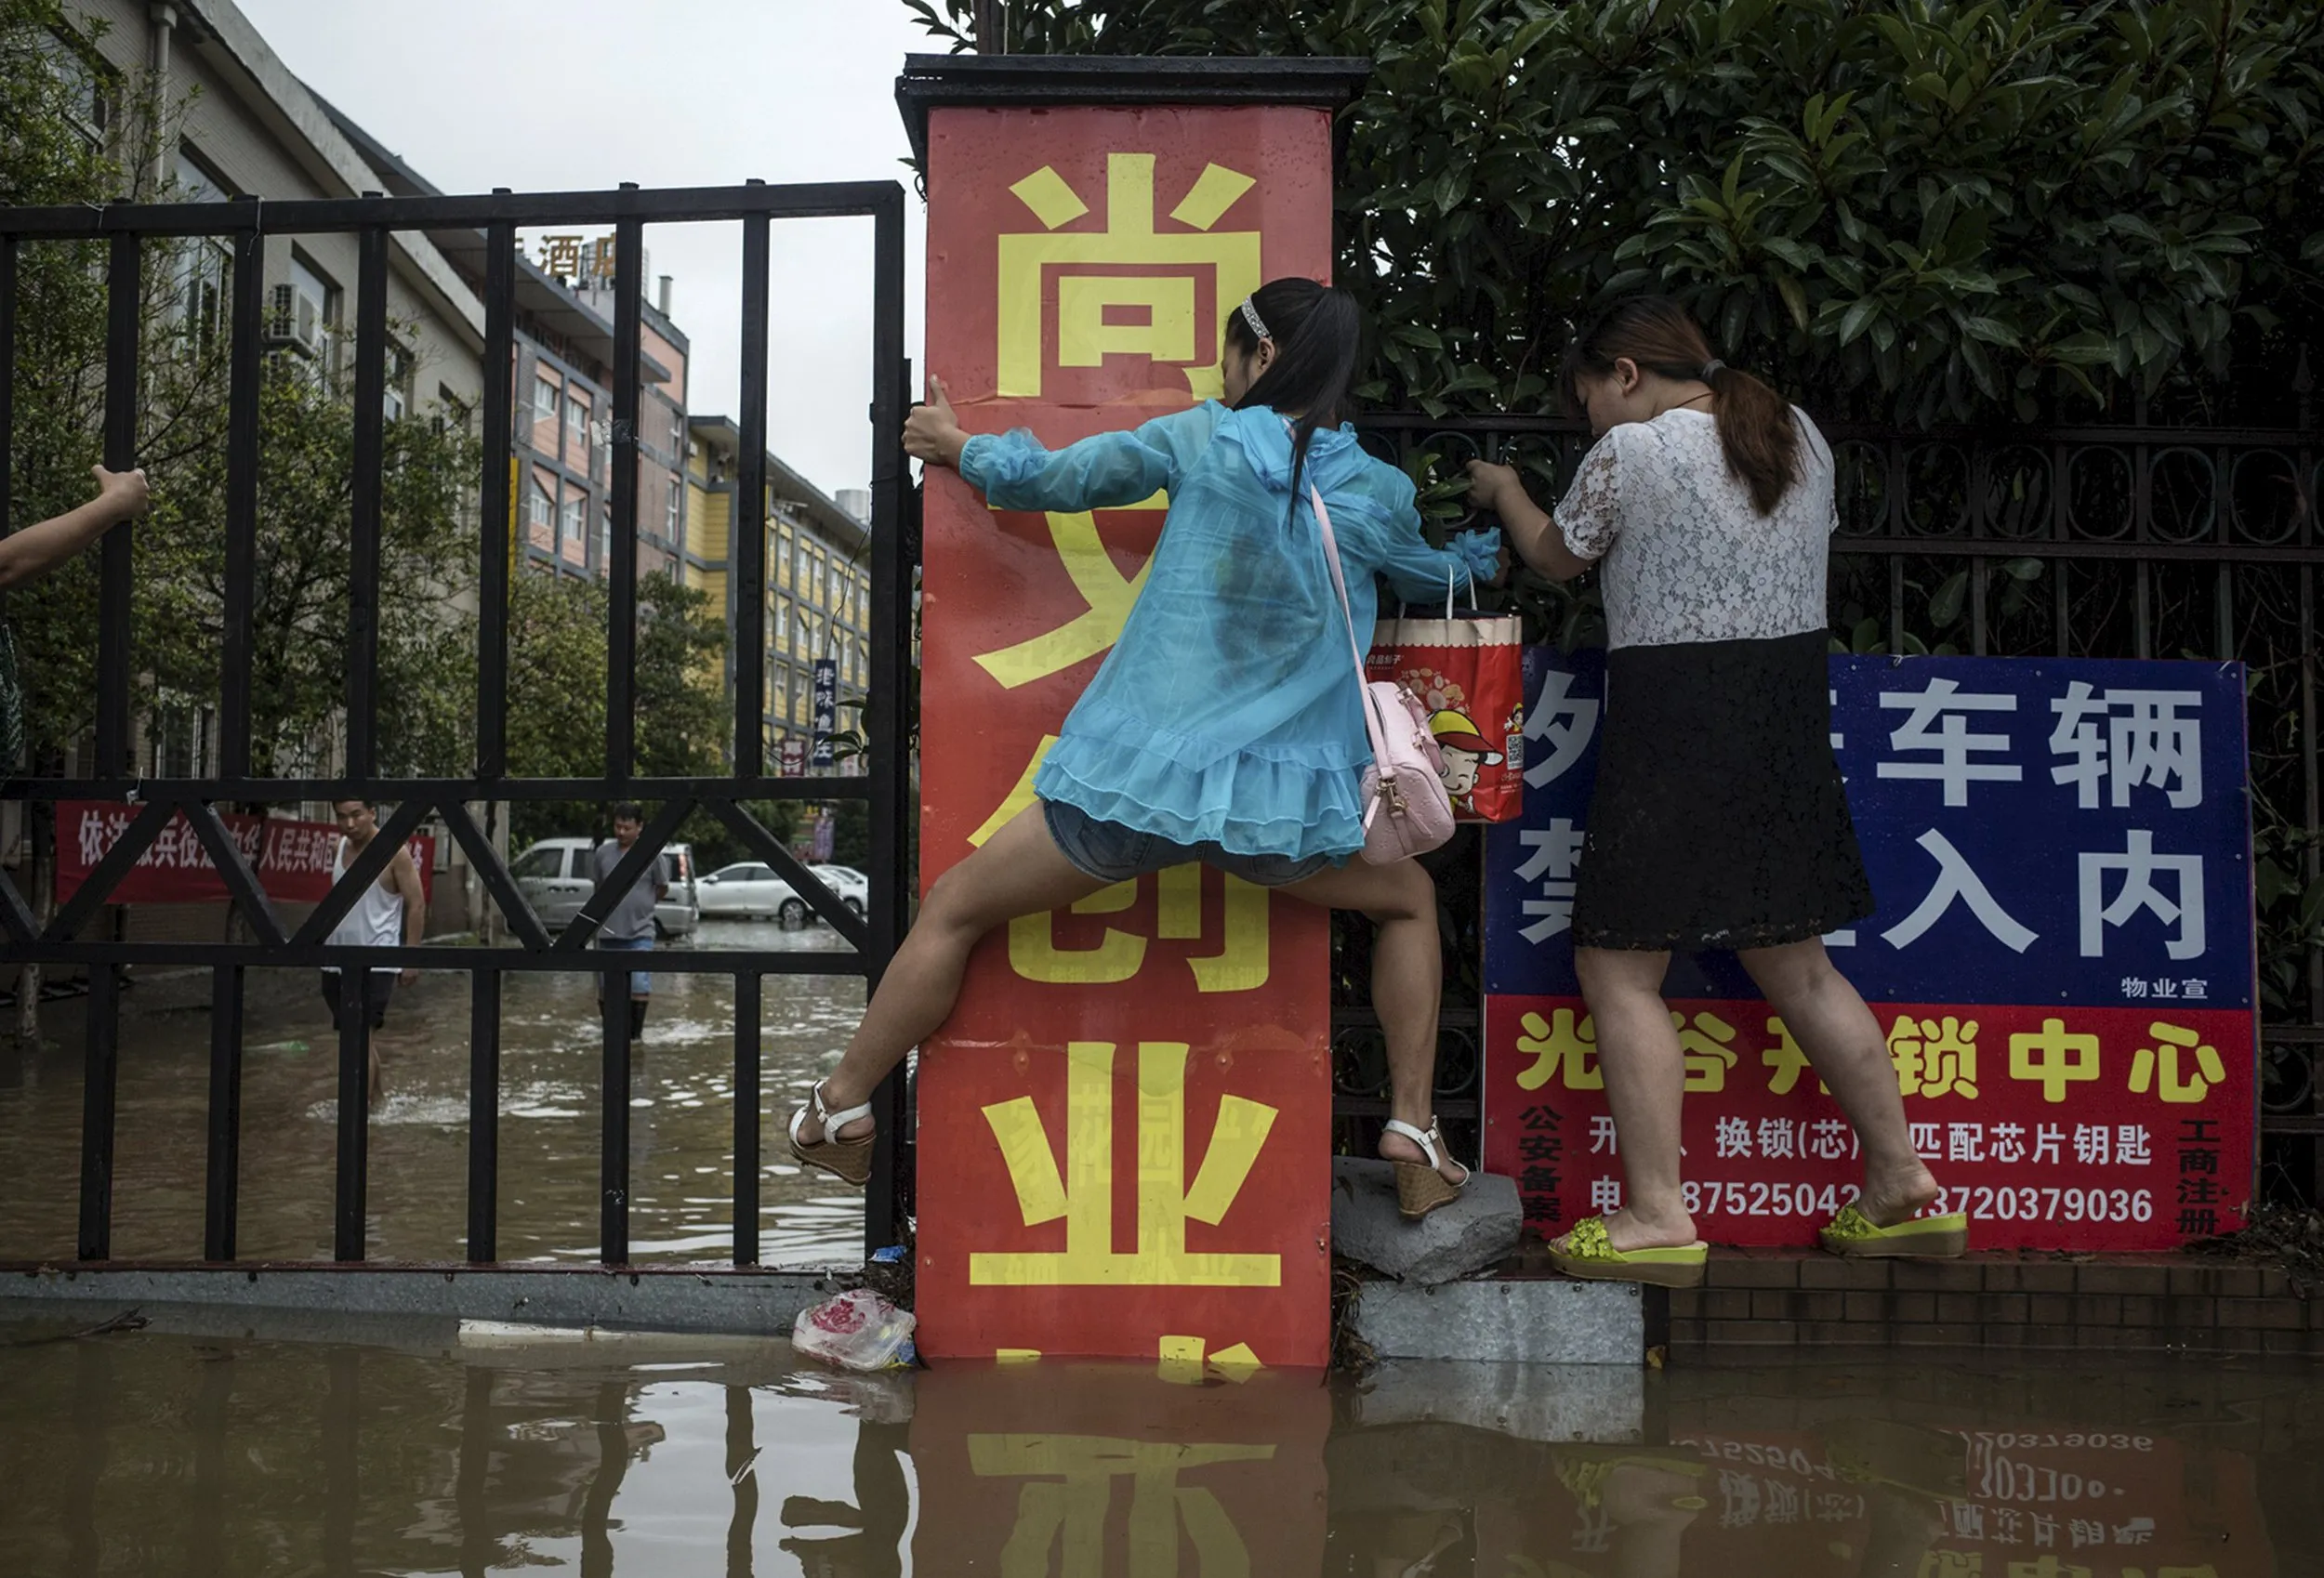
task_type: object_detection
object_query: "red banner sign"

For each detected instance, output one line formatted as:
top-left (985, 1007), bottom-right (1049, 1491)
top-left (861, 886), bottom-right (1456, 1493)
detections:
top-left (915, 100), bottom-right (1339, 1363)
top-left (57, 801), bottom-right (435, 909)
top-left (1486, 996), bottom-right (2253, 1248)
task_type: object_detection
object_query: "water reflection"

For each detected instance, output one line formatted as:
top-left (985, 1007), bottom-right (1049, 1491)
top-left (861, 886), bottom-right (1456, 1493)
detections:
top-left (0, 919), bottom-right (867, 1266)
top-left (0, 1313), bottom-right (2313, 1576)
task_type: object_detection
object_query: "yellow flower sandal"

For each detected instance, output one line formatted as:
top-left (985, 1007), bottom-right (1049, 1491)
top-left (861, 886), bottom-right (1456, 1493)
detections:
top-left (786, 1081), bottom-right (875, 1187)
top-left (1547, 1215), bottom-right (1709, 1288)
top-left (1818, 1201), bottom-right (1969, 1258)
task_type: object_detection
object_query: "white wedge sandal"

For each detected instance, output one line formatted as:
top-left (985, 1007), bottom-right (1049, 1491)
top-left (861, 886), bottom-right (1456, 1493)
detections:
top-left (787, 1082), bottom-right (876, 1186)
top-left (1382, 1116), bottom-right (1471, 1221)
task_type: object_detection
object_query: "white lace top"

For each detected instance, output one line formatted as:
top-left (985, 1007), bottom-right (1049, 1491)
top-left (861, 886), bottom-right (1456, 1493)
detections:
top-left (1553, 407), bottom-right (1837, 650)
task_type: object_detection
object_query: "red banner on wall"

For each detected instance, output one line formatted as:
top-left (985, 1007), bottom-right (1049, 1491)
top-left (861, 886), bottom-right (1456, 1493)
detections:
top-left (915, 101), bottom-right (1339, 1364)
top-left (1486, 995), bottom-right (2253, 1249)
top-left (56, 801), bottom-right (435, 909)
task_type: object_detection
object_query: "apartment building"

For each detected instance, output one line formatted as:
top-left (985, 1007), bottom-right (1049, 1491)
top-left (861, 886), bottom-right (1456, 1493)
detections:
top-left (317, 113), bottom-right (692, 584)
top-left (684, 419), bottom-right (871, 769)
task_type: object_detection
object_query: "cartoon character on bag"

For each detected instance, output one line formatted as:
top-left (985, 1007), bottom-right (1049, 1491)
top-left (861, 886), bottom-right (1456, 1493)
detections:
top-left (1427, 708), bottom-right (1506, 812)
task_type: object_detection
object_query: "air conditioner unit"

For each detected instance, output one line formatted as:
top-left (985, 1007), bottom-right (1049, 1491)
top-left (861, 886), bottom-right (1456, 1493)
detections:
top-left (263, 283), bottom-right (324, 357)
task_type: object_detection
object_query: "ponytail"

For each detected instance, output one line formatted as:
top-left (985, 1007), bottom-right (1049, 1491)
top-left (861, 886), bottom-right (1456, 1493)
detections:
top-left (1227, 278), bottom-right (1363, 526)
top-left (1560, 297), bottom-right (1802, 516)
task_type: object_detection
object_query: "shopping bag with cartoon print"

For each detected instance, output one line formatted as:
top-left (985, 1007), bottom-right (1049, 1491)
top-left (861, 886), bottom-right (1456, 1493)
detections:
top-left (1365, 565), bottom-right (1525, 822)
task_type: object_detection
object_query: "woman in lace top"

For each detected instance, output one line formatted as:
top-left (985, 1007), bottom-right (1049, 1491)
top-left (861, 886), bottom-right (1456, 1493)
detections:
top-left (1469, 297), bottom-right (1964, 1283)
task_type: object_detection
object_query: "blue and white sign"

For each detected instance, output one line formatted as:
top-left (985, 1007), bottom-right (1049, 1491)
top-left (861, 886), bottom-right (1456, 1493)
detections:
top-left (1486, 648), bottom-right (2255, 1010)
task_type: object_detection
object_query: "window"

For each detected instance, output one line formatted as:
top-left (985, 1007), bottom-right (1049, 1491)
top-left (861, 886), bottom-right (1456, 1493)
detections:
top-left (666, 472), bottom-right (681, 540)
top-left (509, 846), bottom-right (565, 881)
top-left (534, 375), bottom-right (559, 438)
top-left (148, 700), bottom-right (214, 778)
top-left (383, 342), bottom-right (411, 422)
top-left (774, 601), bottom-right (788, 643)
top-left (528, 481), bottom-right (553, 541)
top-left (561, 493), bottom-right (584, 545)
top-left (567, 393), bottom-right (590, 449)
top-left (287, 252), bottom-right (340, 376)
top-left (777, 532), bottom-right (793, 588)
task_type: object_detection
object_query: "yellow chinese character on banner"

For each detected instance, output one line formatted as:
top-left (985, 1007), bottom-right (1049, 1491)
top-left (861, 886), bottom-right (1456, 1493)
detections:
top-left (1673, 1011), bottom-right (1739, 1092)
top-left (1009, 862), bottom-right (1271, 993)
top-left (1888, 1014), bottom-right (1982, 1099)
top-left (2129, 1021), bottom-right (2226, 1103)
top-left (971, 1431), bottom-right (1273, 1578)
top-left (1515, 1008), bottom-right (1601, 1091)
top-left (968, 741), bottom-right (1270, 993)
top-left (2009, 1019), bottom-right (2102, 1103)
top-left (974, 500), bottom-right (1167, 691)
top-left (973, 1041), bottom-right (1279, 1288)
top-left (1763, 1017), bottom-right (1829, 1096)
top-left (998, 153), bottom-right (1262, 401)
top-left (2006, 1559), bottom-right (2092, 1578)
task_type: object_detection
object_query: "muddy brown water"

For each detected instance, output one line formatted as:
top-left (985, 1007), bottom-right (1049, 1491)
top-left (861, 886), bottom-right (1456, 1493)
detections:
top-left (3, 927), bottom-right (2321, 1572)
top-left (0, 919), bottom-right (868, 1267)
top-left (0, 1311), bottom-right (2316, 1576)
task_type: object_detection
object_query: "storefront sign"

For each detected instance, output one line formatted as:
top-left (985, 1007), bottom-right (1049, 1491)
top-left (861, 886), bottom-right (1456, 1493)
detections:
top-left (1484, 649), bottom-right (2255, 1249)
top-left (916, 96), bottom-right (1340, 1361)
top-left (57, 802), bottom-right (435, 910)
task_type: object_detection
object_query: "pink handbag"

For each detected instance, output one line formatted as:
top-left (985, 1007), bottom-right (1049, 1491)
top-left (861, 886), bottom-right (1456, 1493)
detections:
top-left (1312, 483), bottom-right (1457, 864)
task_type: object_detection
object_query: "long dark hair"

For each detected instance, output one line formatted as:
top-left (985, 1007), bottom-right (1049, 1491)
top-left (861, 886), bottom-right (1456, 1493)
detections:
top-left (1559, 297), bottom-right (1801, 515)
top-left (1226, 277), bottom-right (1362, 523)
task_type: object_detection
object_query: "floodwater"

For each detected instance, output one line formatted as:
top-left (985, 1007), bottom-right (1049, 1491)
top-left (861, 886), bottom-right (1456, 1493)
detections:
top-left (0, 1309), bottom-right (2316, 1576)
top-left (0, 919), bottom-right (869, 1266)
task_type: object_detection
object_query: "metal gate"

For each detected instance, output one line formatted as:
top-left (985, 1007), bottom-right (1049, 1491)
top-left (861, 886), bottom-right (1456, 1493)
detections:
top-left (0, 181), bottom-right (917, 1266)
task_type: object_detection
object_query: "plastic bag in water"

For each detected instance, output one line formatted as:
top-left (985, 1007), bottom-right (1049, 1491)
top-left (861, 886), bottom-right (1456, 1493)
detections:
top-left (792, 1288), bottom-right (918, 1372)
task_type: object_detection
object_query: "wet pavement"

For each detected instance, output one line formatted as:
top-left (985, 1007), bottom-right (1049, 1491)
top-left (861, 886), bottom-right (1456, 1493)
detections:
top-left (0, 919), bottom-right (868, 1266)
top-left (0, 1308), bottom-right (2316, 1576)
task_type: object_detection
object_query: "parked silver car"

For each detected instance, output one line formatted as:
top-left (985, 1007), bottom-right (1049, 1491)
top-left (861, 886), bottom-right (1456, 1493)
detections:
top-left (696, 860), bottom-right (865, 927)
top-left (510, 836), bottom-right (699, 938)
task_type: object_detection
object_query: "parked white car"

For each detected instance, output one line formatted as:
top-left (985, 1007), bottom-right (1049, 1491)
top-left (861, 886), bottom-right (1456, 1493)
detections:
top-left (697, 861), bottom-right (866, 927)
top-left (510, 836), bottom-right (699, 939)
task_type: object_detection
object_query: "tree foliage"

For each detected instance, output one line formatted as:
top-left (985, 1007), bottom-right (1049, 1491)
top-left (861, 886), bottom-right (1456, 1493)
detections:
top-left (907, 0), bottom-right (2324, 426)
top-left (503, 567), bottom-right (734, 851)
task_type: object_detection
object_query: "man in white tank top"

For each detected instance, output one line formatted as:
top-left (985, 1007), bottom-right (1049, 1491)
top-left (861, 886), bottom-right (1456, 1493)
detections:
top-left (320, 798), bottom-right (428, 1100)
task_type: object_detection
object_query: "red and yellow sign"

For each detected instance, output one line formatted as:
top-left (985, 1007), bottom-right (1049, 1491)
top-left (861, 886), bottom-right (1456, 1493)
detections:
top-left (916, 104), bottom-right (1339, 1362)
top-left (1486, 997), bottom-right (2253, 1250)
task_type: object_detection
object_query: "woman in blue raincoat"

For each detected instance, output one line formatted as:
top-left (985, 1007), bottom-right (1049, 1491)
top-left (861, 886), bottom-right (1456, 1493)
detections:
top-left (790, 279), bottom-right (1499, 1220)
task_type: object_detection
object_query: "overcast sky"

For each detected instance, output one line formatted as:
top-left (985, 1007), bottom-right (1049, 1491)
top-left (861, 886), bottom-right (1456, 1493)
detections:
top-left (237, 0), bottom-right (937, 502)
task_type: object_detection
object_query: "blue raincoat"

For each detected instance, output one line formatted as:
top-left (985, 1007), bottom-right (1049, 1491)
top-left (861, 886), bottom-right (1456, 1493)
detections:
top-left (960, 401), bottom-right (1501, 861)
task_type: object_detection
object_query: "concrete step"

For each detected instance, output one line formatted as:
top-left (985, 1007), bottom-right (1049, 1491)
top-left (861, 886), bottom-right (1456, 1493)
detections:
top-left (1349, 1273), bottom-right (1644, 1364)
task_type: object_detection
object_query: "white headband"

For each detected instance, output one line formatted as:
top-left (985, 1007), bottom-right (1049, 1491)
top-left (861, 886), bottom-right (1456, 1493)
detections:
top-left (1238, 297), bottom-right (1271, 342)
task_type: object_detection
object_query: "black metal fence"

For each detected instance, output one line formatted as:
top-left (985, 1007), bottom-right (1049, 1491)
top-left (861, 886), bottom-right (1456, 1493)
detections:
top-left (0, 182), bottom-right (917, 1266)
top-left (1350, 403), bottom-right (2324, 1195)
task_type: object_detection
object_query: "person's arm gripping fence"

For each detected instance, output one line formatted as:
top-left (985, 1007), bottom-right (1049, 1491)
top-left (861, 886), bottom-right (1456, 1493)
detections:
top-left (958, 405), bottom-right (1223, 516)
top-left (1356, 463), bottom-right (1505, 606)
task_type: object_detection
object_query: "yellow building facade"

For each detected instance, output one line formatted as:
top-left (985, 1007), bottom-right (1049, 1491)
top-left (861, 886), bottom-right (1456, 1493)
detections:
top-left (683, 418), bottom-right (872, 764)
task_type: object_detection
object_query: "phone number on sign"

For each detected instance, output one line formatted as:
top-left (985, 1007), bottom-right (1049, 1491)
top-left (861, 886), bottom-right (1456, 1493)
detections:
top-left (1683, 1181), bottom-right (2156, 1223)
top-left (1933, 1185), bottom-right (2154, 1223)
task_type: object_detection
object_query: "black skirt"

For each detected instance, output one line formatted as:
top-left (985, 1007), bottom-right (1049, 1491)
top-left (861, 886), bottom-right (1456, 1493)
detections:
top-left (1571, 628), bottom-right (1875, 952)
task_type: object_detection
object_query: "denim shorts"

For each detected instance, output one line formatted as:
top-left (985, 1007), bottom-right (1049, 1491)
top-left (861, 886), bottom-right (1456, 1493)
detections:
top-left (1042, 797), bottom-right (1332, 888)
top-left (597, 935), bottom-right (654, 995)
